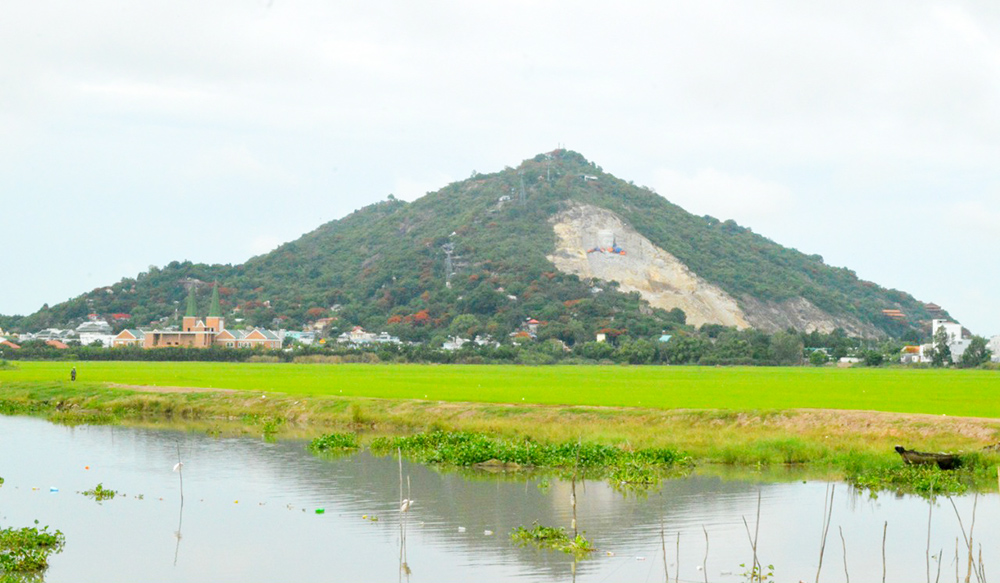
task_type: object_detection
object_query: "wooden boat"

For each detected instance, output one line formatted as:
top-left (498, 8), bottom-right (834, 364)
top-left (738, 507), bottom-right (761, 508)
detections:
top-left (894, 446), bottom-right (961, 470)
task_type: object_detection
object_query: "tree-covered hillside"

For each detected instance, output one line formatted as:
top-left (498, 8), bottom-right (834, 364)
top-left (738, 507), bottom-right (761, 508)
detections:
top-left (5, 150), bottom-right (942, 342)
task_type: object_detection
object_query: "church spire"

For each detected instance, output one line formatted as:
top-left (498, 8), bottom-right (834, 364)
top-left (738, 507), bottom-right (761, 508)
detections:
top-left (208, 283), bottom-right (222, 318)
top-left (185, 286), bottom-right (199, 317)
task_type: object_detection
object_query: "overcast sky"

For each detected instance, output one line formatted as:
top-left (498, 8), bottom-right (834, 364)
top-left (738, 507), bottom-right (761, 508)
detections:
top-left (3, 1), bottom-right (999, 335)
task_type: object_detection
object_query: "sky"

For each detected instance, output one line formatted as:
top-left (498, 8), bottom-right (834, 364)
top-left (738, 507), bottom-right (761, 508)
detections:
top-left (2, 1), bottom-right (999, 335)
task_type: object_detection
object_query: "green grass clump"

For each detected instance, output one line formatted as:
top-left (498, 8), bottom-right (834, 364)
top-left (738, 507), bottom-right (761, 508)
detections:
top-left (81, 483), bottom-right (118, 502)
top-left (842, 451), bottom-right (1000, 497)
top-left (0, 523), bottom-right (65, 573)
top-left (369, 430), bottom-right (686, 469)
top-left (309, 432), bottom-right (360, 452)
top-left (511, 523), bottom-right (594, 556)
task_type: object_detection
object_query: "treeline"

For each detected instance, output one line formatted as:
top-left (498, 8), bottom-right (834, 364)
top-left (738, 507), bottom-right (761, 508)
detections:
top-left (1, 328), bottom-right (935, 367)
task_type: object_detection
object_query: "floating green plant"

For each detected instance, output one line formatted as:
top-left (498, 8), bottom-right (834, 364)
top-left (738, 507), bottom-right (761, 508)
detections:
top-left (0, 521), bottom-right (65, 573)
top-left (81, 483), bottom-right (118, 502)
top-left (511, 523), bottom-right (594, 557)
top-left (308, 432), bottom-right (360, 453)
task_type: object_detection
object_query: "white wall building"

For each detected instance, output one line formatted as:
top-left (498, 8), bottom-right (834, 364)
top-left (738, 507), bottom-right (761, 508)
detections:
top-left (989, 335), bottom-right (1000, 364)
top-left (79, 332), bottom-right (114, 347)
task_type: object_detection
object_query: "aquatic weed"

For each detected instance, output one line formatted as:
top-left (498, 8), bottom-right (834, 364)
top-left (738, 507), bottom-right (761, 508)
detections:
top-left (81, 483), bottom-right (118, 502)
top-left (309, 432), bottom-right (360, 452)
top-left (511, 523), bottom-right (594, 557)
top-left (0, 522), bottom-right (65, 573)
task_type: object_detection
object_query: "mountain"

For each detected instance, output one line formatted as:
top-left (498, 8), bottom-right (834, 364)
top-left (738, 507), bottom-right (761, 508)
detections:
top-left (6, 150), bottom-right (945, 342)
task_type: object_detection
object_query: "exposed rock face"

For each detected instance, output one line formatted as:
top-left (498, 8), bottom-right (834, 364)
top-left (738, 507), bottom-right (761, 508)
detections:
top-left (740, 296), bottom-right (882, 337)
top-left (547, 203), bottom-right (750, 328)
top-left (547, 203), bottom-right (881, 336)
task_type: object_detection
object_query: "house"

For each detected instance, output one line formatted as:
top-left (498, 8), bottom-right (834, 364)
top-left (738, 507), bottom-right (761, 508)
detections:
top-left (218, 328), bottom-right (281, 349)
top-left (45, 340), bottom-right (70, 349)
top-left (112, 329), bottom-right (146, 347)
top-left (932, 319), bottom-right (964, 344)
top-left (931, 319), bottom-right (971, 363)
top-left (336, 326), bottom-right (400, 346)
top-left (658, 334), bottom-right (672, 343)
top-left (0, 340), bottom-right (20, 350)
top-left (989, 335), bottom-right (1000, 364)
top-left (899, 345), bottom-right (925, 364)
top-left (442, 336), bottom-right (469, 351)
top-left (310, 317), bottom-right (337, 332)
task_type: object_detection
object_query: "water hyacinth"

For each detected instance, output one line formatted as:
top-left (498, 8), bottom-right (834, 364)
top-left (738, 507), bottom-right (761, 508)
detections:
top-left (368, 430), bottom-right (685, 468)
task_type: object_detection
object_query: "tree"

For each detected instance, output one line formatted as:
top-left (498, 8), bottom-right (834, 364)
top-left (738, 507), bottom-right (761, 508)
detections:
top-left (808, 350), bottom-right (828, 366)
top-left (449, 314), bottom-right (481, 339)
top-left (930, 326), bottom-right (951, 367)
top-left (863, 350), bottom-right (884, 367)
top-left (959, 336), bottom-right (991, 368)
top-left (771, 331), bottom-right (804, 366)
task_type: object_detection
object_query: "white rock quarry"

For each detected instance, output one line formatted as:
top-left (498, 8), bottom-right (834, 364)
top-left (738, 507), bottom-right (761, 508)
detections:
top-left (546, 203), bottom-right (880, 335)
top-left (546, 203), bottom-right (750, 329)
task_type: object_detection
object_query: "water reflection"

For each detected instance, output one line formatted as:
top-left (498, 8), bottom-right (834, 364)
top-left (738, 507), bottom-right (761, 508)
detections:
top-left (0, 415), bottom-right (997, 583)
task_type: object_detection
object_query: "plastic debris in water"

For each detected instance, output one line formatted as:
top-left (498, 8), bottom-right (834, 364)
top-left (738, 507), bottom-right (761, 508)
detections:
top-left (636, 557), bottom-right (646, 561)
top-left (400, 499), bottom-right (413, 512)
top-left (173, 462), bottom-right (183, 472)
top-left (457, 527), bottom-right (466, 533)
top-left (315, 508), bottom-right (325, 514)
top-left (49, 487), bottom-right (58, 493)
top-left (484, 530), bottom-right (494, 536)
top-left (85, 466), bottom-right (90, 470)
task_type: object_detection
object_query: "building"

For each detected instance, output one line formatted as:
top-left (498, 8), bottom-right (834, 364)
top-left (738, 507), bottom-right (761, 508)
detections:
top-left (117, 285), bottom-right (281, 350)
top-left (77, 320), bottom-right (114, 347)
top-left (990, 336), bottom-right (1000, 364)
top-left (336, 326), bottom-right (401, 346)
top-left (112, 329), bottom-right (146, 348)
top-left (932, 319), bottom-right (964, 344)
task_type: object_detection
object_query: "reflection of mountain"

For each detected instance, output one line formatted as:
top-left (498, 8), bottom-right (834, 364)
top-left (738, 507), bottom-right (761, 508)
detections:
top-left (83, 422), bottom-right (769, 580)
top-left (10, 417), bottom-right (986, 583)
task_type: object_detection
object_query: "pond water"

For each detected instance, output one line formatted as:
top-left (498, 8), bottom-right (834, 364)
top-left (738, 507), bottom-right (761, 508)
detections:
top-left (1, 415), bottom-right (997, 583)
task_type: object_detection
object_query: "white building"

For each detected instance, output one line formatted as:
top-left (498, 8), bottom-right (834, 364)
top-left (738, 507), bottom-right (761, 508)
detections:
top-left (989, 335), bottom-right (1000, 364)
top-left (932, 319), bottom-right (964, 344)
top-left (79, 332), bottom-right (114, 347)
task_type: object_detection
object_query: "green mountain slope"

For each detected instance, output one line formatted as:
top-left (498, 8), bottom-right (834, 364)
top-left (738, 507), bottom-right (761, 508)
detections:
top-left (6, 150), bottom-right (943, 342)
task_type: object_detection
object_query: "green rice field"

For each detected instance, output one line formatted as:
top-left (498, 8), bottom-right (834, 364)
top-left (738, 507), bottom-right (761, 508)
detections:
top-left (2, 361), bottom-right (998, 418)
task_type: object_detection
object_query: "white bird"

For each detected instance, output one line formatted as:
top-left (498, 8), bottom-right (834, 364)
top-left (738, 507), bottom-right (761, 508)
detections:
top-left (400, 499), bottom-right (413, 512)
top-left (173, 462), bottom-right (183, 472)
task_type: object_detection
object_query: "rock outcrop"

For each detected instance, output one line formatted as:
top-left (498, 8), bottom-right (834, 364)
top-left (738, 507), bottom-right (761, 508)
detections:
top-left (547, 203), bottom-right (881, 335)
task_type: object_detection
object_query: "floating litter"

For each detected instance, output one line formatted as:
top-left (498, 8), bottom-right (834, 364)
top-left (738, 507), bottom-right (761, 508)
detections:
top-left (234, 500), bottom-right (239, 504)
top-left (457, 527), bottom-right (466, 533)
top-left (85, 466), bottom-right (90, 470)
top-left (362, 515), bottom-right (367, 519)
top-left (636, 556), bottom-right (646, 561)
top-left (49, 487), bottom-right (58, 493)
top-left (315, 508), bottom-right (325, 514)
top-left (606, 551), bottom-right (615, 556)
top-left (484, 530), bottom-right (494, 536)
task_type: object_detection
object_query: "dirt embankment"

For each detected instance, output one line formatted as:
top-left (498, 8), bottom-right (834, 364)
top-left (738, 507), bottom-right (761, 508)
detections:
top-left (547, 202), bottom-right (878, 335)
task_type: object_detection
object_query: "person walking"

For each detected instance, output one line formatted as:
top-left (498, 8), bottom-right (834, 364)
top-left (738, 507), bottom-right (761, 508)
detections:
top-left (70, 367), bottom-right (76, 382)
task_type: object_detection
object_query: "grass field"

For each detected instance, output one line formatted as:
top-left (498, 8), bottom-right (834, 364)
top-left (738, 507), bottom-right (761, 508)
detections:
top-left (2, 361), bottom-right (999, 418)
